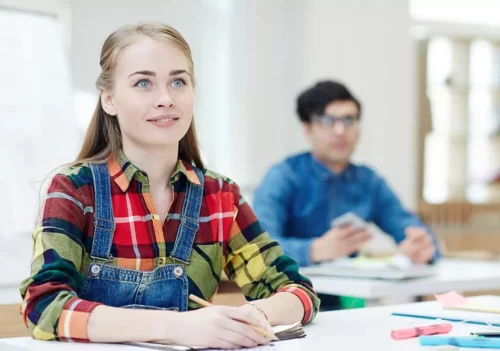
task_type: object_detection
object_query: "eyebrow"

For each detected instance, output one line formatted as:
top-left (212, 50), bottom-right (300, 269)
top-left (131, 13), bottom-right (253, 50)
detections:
top-left (127, 69), bottom-right (189, 78)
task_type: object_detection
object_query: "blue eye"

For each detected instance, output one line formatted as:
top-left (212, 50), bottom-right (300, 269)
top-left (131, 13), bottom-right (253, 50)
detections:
top-left (172, 78), bottom-right (186, 88)
top-left (135, 79), bottom-right (151, 88)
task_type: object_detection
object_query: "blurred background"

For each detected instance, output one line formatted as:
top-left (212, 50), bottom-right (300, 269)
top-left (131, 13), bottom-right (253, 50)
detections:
top-left (1, 0), bottom-right (500, 325)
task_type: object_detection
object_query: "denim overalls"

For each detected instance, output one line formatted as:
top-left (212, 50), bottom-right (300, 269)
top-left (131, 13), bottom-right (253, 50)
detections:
top-left (80, 162), bottom-right (204, 311)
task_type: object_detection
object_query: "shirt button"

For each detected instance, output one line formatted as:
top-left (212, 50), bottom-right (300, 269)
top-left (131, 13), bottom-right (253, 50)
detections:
top-left (157, 257), bottom-right (165, 266)
top-left (91, 265), bottom-right (101, 276)
top-left (174, 266), bottom-right (184, 278)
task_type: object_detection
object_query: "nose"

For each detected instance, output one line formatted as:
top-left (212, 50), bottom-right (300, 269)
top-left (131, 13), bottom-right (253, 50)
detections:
top-left (154, 87), bottom-right (174, 109)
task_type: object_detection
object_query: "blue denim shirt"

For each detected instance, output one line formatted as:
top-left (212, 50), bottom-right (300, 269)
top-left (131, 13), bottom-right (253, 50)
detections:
top-left (253, 152), bottom-right (441, 266)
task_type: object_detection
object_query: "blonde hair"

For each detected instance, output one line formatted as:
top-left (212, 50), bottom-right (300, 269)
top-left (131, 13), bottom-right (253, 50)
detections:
top-left (76, 22), bottom-right (204, 168)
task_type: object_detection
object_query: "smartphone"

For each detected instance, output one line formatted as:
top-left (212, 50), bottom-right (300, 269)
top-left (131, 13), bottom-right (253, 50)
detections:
top-left (331, 212), bottom-right (367, 230)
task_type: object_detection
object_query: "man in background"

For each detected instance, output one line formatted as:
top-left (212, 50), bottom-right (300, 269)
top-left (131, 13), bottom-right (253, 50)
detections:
top-left (253, 81), bottom-right (440, 309)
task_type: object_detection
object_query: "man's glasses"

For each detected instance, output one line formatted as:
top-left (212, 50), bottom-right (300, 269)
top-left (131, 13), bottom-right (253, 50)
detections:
top-left (312, 114), bottom-right (360, 129)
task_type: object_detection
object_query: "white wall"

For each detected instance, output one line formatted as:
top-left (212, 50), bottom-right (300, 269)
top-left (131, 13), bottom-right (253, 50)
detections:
top-left (300, 0), bottom-right (417, 208)
top-left (70, 0), bottom-right (417, 209)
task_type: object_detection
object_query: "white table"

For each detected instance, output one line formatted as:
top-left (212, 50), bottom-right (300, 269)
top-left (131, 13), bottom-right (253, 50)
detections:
top-left (2, 296), bottom-right (499, 350)
top-left (302, 258), bottom-right (500, 306)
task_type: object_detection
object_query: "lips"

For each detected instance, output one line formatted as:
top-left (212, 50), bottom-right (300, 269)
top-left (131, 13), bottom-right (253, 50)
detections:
top-left (147, 116), bottom-right (180, 122)
top-left (147, 115), bottom-right (180, 128)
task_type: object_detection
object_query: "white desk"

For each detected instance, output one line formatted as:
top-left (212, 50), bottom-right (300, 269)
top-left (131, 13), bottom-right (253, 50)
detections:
top-left (303, 295), bottom-right (500, 350)
top-left (2, 296), bottom-right (499, 350)
top-left (302, 258), bottom-right (500, 305)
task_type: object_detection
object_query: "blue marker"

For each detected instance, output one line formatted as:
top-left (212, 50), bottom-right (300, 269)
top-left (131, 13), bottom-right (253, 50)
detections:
top-left (420, 336), bottom-right (500, 348)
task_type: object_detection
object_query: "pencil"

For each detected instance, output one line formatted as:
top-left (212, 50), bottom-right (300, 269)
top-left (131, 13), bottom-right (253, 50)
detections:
top-left (188, 294), bottom-right (276, 340)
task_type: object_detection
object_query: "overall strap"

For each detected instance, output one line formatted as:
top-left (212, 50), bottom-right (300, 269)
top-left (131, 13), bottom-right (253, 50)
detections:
top-left (89, 162), bottom-right (115, 262)
top-left (170, 167), bottom-right (205, 263)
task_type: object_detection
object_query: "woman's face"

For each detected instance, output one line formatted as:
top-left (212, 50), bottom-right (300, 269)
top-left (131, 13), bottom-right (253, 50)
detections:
top-left (101, 36), bottom-right (194, 150)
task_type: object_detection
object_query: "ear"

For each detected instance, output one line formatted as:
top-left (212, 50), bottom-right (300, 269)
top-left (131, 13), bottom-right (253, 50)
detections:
top-left (303, 122), bottom-right (313, 141)
top-left (100, 89), bottom-right (117, 116)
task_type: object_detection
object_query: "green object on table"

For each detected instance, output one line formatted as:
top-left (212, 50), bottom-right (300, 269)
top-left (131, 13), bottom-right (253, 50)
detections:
top-left (340, 296), bottom-right (366, 309)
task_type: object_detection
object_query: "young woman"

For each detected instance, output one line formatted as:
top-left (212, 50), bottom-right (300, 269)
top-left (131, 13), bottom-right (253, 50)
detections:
top-left (19, 23), bottom-right (319, 349)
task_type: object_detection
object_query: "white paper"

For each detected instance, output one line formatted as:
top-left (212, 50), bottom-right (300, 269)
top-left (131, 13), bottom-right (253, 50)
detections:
top-left (206, 339), bottom-right (301, 351)
top-left (128, 339), bottom-right (301, 351)
top-left (272, 322), bottom-right (301, 334)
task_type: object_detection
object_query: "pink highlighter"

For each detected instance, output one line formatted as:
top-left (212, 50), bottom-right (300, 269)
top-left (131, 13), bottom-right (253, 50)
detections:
top-left (391, 323), bottom-right (453, 340)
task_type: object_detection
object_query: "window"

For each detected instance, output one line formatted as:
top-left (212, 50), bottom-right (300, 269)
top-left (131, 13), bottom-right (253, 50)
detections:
top-left (422, 35), bottom-right (500, 204)
top-left (412, 0), bottom-right (500, 204)
top-left (410, 0), bottom-right (500, 27)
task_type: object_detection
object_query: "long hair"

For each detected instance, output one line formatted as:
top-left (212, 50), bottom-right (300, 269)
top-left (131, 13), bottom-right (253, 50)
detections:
top-left (76, 23), bottom-right (204, 168)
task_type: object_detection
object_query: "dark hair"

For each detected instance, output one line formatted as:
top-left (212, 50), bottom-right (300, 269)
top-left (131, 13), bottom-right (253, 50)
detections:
top-left (296, 80), bottom-right (362, 123)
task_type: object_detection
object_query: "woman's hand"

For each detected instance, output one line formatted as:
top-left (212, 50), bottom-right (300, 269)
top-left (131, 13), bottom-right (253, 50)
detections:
top-left (160, 306), bottom-right (273, 349)
top-left (237, 303), bottom-right (273, 330)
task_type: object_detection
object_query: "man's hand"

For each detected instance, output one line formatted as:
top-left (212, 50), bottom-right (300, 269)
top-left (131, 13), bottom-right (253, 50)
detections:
top-left (309, 226), bottom-right (372, 263)
top-left (399, 227), bottom-right (435, 264)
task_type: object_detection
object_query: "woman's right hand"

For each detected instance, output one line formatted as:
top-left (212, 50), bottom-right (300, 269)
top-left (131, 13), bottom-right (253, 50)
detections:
top-left (161, 306), bottom-right (274, 349)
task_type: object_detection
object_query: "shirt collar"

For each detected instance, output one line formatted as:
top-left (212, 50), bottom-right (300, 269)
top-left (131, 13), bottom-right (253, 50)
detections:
top-left (108, 151), bottom-right (201, 193)
top-left (309, 153), bottom-right (356, 183)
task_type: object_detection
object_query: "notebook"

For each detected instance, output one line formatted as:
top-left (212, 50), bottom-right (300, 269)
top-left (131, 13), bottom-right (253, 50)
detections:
top-left (392, 294), bottom-right (500, 327)
top-left (127, 322), bottom-right (305, 350)
top-left (300, 255), bottom-right (437, 280)
top-left (436, 291), bottom-right (500, 314)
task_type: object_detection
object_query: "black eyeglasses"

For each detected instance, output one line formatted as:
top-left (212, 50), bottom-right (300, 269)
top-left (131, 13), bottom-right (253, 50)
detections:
top-left (313, 114), bottom-right (360, 129)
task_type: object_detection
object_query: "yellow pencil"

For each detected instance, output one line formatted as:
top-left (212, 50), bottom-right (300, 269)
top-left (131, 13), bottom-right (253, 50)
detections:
top-left (188, 294), bottom-right (276, 340)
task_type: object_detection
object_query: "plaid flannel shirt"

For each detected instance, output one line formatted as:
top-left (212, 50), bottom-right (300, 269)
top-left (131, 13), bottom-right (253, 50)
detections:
top-left (20, 152), bottom-right (319, 341)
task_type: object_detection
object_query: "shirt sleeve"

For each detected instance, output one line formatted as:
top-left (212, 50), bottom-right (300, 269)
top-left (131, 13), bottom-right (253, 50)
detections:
top-left (253, 165), bottom-right (315, 267)
top-left (223, 182), bottom-right (320, 324)
top-left (372, 174), bottom-right (441, 261)
top-left (19, 172), bottom-right (101, 341)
